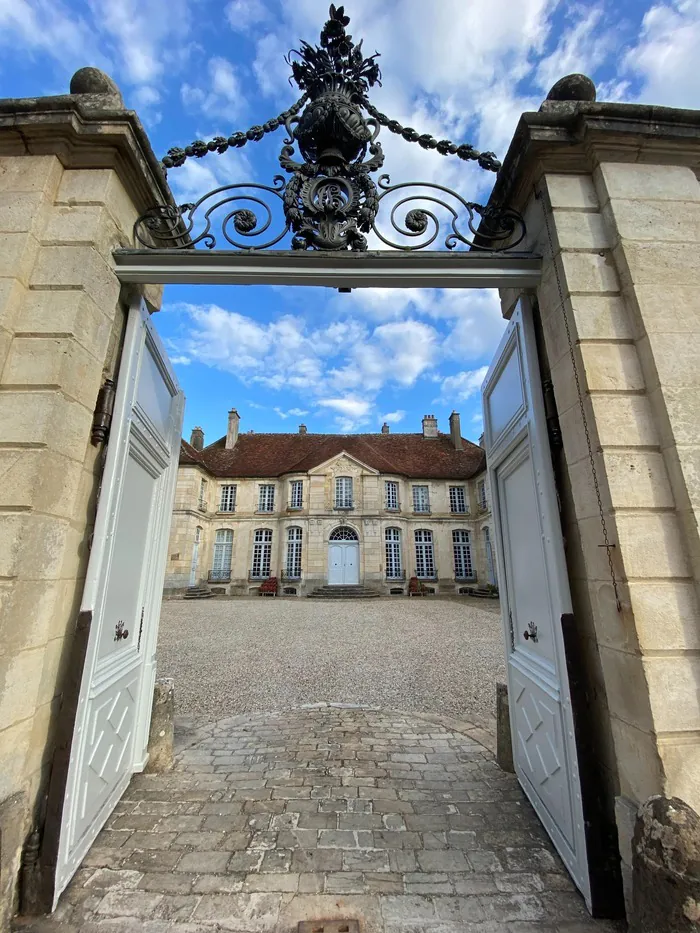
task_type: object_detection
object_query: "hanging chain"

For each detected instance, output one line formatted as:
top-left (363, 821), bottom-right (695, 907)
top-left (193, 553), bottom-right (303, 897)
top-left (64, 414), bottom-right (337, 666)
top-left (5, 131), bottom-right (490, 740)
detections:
top-left (361, 98), bottom-right (501, 173)
top-left (161, 95), bottom-right (309, 171)
top-left (537, 184), bottom-right (622, 612)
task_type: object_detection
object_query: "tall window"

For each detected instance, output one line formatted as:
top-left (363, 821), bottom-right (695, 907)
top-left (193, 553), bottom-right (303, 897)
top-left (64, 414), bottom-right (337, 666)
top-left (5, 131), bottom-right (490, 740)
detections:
top-left (289, 480), bottom-right (303, 509)
top-left (412, 485), bottom-right (430, 513)
top-left (385, 480), bottom-right (399, 510)
top-left (478, 479), bottom-right (487, 510)
top-left (211, 529), bottom-right (233, 580)
top-left (414, 529), bottom-right (435, 578)
top-left (286, 527), bottom-right (302, 578)
top-left (198, 477), bottom-right (207, 509)
top-left (449, 486), bottom-right (467, 513)
top-left (258, 484), bottom-right (275, 512)
top-left (453, 530), bottom-right (474, 579)
top-left (220, 484), bottom-right (237, 512)
top-left (335, 476), bottom-right (353, 508)
top-left (251, 529), bottom-right (273, 578)
top-left (385, 528), bottom-right (402, 579)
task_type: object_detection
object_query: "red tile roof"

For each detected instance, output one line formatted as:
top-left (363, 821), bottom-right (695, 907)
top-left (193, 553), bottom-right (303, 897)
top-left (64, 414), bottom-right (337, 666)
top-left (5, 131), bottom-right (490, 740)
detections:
top-left (179, 432), bottom-right (485, 480)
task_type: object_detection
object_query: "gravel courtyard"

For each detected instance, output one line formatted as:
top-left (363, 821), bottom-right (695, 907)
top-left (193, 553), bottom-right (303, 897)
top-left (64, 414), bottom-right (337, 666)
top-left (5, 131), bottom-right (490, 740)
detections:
top-left (157, 597), bottom-right (505, 729)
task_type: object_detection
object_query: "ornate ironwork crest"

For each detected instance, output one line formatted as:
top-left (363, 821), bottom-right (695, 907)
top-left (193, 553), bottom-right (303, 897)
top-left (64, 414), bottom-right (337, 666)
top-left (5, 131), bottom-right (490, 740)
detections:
top-left (136, 5), bottom-right (525, 253)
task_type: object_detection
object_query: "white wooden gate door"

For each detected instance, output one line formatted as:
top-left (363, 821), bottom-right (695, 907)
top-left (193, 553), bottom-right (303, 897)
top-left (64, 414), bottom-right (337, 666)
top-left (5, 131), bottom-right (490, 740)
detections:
top-left (53, 297), bottom-right (184, 906)
top-left (482, 298), bottom-right (591, 908)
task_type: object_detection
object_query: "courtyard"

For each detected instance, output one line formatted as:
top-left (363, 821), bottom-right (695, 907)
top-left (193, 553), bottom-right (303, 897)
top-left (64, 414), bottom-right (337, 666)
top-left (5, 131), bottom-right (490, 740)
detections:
top-left (157, 597), bottom-right (506, 733)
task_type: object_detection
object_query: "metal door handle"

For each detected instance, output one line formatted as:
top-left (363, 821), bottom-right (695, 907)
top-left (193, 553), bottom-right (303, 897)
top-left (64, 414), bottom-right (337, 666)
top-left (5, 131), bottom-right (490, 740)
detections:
top-left (523, 622), bottom-right (538, 642)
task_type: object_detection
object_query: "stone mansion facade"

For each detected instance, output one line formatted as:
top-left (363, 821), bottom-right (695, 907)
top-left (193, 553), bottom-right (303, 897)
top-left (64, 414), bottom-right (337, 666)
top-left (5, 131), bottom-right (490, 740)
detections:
top-left (164, 409), bottom-right (497, 597)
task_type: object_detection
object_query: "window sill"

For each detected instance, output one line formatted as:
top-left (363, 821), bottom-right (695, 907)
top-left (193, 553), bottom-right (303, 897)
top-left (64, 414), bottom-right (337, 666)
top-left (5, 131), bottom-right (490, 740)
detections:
top-left (450, 511), bottom-right (469, 516)
top-left (283, 575), bottom-right (302, 581)
top-left (249, 575), bottom-right (271, 581)
top-left (455, 577), bottom-right (477, 583)
top-left (208, 575), bottom-right (231, 583)
top-left (216, 510), bottom-right (236, 516)
top-left (255, 510), bottom-right (276, 515)
top-left (333, 505), bottom-right (354, 511)
top-left (416, 576), bottom-right (438, 582)
top-left (287, 506), bottom-right (303, 512)
top-left (386, 576), bottom-right (405, 582)
top-left (412, 510), bottom-right (431, 516)
top-left (385, 507), bottom-right (400, 512)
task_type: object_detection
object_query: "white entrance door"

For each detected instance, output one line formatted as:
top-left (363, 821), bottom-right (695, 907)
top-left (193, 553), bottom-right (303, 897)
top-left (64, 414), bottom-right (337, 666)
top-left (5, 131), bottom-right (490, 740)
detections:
top-left (52, 297), bottom-right (184, 906)
top-left (190, 527), bottom-right (201, 585)
top-left (328, 542), bottom-right (360, 584)
top-left (482, 298), bottom-right (590, 908)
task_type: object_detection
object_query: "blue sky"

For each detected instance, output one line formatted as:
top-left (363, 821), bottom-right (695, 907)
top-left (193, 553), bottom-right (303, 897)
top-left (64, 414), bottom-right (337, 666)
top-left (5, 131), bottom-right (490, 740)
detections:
top-left (1, 0), bottom-right (698, 444)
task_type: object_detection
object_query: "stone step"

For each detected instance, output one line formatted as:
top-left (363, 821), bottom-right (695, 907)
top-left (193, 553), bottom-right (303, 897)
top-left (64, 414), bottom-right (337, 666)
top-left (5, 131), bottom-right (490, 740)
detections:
top-left (307, 585), bottom-right (381, 598)
top-left (183, 586), bottom-right (216, 599)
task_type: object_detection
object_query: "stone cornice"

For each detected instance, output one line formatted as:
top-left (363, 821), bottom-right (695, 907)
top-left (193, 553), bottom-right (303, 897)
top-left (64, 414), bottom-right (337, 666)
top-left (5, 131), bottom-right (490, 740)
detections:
top-left (0, 93), bottom-right (174, 215)
top-left (487, 100), bottom-right (700, 214)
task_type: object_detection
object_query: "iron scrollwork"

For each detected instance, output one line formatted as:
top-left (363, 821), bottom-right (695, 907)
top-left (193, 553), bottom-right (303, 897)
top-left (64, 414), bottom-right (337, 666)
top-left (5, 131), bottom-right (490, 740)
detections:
top-left (135, 4), bottom-right (525, 253)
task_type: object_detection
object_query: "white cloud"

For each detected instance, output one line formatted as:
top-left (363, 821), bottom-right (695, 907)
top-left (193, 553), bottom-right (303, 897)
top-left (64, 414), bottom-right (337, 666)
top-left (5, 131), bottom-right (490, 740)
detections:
top-left (317, 397), bottom-right (373, 432)
top-left (288, 407), bottom-right (309, 416)
top-left (226, 0), bottom-right (269, 32)
top-left (0, 0), bottom-right (107, 72)
top-left (273, 406), bottom-right (309, 419)
top-left (181, 56), bottom-right (247, 123)
top-left (622, 0), bottom-right (700, 108)
top-left (380, 410), bottom-right (406, 424)
top-left (437, 366), bottom-right (489, 404)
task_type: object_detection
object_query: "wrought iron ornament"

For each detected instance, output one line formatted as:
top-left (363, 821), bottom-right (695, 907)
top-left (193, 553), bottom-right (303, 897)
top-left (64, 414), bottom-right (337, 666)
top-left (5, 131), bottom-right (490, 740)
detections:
top-left (136, 5), bottom-right (525, 253)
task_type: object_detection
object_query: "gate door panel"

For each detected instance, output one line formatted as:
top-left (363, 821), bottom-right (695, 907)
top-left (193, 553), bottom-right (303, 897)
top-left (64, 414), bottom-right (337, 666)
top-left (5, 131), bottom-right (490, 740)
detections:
top-left (482, 298), bottom-right (591, 908)
top-left (53, 298), bottom-right (184, 906)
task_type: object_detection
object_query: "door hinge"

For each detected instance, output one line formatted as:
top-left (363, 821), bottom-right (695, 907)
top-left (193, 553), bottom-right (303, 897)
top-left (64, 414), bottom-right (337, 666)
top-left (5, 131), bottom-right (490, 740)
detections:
top-left (137, 606), bottom-right (145, 651)
top-left (508, 608), bottom-right (515, 648)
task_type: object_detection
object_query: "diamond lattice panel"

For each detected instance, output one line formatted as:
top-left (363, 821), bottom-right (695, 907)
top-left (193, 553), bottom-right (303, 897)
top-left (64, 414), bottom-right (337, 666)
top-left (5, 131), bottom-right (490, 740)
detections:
top-left (511, 667), bottom-right (574, 847)
top-left (74, 669), bottom-right (139, 847)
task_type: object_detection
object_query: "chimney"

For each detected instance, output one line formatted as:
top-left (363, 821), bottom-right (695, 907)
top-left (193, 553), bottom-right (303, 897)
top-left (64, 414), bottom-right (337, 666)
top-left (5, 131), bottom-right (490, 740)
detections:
top-left (479, 432), bottom-right (485, 449)
top-left (299, 424), bottom-right (307, 435)
top-left (190, 426), bottom-right (204, 451)
top-left (381, 422), bottom-right (390, 434)
top-left (422, 414), bottom-right (438, 438)
top-left (449, 411), bottom-right (461, 450)
top-left (226, 408), bottom-right (240, 449)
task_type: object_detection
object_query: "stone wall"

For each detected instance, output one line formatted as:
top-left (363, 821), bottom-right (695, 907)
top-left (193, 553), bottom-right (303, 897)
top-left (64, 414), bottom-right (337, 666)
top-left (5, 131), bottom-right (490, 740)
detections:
top-left (0, 77), bottom-right (171, 922)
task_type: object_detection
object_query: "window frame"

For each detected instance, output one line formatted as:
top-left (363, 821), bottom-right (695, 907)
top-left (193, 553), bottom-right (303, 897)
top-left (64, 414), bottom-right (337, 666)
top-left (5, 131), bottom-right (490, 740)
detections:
top-left (289, 479), bottom-right (303, 510)
top-left (414, 529), bottom-right (436, 578)
top-left (285, 526), bottom-right (303, 578)
top-left (334, 475), bottom-right (354, 509)
top-left (412, 484), bottom-right (430, 513)
top-left (251, 528), bottom-right (273, 579)
top-left (211, 528), bottom-right (234, 581)
top-left (219, 483), bottom-right (237, 513)
top-left (452, 529), bottom-right (474, 580)
top-left (449, 485), bottom-right (467, 514)
top-left (385, 480), bottom-right (399, 511)
top-left (258, 483), bottom-right (275, 513)
top-left (385, 527), bottom-right (403, 579)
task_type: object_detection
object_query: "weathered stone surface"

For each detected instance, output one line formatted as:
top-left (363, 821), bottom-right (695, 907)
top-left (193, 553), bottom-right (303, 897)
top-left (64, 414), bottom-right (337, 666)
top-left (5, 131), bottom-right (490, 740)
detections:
top-left (631, 795), bottom-right (700, 932)
top-left (496, 682), bottom-right (515, 773)
top-left (145, 679), bottom-right (175, 774)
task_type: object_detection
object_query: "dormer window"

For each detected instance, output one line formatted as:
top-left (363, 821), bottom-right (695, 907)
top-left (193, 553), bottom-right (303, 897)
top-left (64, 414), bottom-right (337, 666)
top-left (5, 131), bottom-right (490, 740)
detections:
top-left (335, 476), bottom-right (353, 509)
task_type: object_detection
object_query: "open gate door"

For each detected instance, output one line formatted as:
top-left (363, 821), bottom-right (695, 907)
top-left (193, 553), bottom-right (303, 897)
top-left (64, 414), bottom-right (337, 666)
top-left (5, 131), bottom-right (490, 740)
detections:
top-left (52, 297), bottom-right (184, 906)
top-left (482, 298), bottom-right (591, 908)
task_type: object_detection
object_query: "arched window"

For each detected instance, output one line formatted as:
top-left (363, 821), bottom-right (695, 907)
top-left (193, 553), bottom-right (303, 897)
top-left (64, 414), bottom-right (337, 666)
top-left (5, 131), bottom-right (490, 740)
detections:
top-left (414, 529), bottom-right (435, 578)
top-left (385, 528), bottom-right (402, 579)
top-left (286, 527), bottom-right (303, 578)
top-left (329, 525), bottom-right (359, 541)
top-left (453, 529), bottom-right (474, 579)
top-left (335, 476), bottom-right (353, 509)
top-left (211, 528), bottom-right (233, 581)
top-left (251, 528), bottom-right (273, 578)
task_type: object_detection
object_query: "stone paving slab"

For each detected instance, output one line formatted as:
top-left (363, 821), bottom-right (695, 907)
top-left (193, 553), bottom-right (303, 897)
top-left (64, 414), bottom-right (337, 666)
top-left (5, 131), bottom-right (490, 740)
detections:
top-left (14, 708), bottom-right (622, 933)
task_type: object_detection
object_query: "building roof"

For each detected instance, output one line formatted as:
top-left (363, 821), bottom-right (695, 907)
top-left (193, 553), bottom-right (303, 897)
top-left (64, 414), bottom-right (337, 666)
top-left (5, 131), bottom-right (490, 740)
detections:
top-left (179, 432), bottom-right (486, 481)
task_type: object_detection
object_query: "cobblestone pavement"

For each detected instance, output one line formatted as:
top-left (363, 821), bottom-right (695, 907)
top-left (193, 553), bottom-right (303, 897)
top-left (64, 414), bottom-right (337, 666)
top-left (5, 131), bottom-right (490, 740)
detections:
top-left (17, 707), bottom-right (620, 933)
top-left (157, 598), bottom-right (505, 729)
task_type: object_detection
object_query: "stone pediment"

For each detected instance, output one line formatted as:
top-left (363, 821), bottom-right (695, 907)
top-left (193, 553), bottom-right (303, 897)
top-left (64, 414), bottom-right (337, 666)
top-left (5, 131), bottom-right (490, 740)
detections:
top-left (308, 450), bottom-right (379, 477)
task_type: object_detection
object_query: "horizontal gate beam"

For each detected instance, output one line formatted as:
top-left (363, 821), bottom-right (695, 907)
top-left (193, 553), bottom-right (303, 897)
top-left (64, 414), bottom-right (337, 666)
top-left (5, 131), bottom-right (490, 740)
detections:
top-left (113, 249), bottom-right (542, 289)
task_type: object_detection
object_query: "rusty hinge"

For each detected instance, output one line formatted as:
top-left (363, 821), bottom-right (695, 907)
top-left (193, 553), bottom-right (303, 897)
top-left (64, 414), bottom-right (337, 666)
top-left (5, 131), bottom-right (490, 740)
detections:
top-left (137, 606), bottom-right (145, 651)
top-left (91, 377), bottom-right (116, 446)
